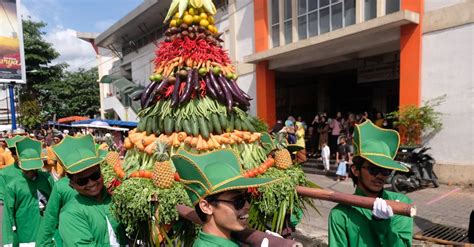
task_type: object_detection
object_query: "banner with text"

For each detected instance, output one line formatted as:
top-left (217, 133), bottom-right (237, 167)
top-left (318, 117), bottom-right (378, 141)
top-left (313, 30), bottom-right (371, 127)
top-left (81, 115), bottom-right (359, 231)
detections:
top-left (0, 0), bottom-right (26, 83)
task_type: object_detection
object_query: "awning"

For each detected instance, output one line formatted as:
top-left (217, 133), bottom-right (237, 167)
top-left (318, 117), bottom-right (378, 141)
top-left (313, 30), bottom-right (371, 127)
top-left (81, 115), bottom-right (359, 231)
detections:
top-left (113, 78), bottom-right (136, 92)
top-left (129, 89), bottom-right (144, 100)
top-left (100, 75), bottom-right (121, 84)
top-left (57, 116), bottom-right (90, 123)
top-left (73, 119), bottom-right (137, 128)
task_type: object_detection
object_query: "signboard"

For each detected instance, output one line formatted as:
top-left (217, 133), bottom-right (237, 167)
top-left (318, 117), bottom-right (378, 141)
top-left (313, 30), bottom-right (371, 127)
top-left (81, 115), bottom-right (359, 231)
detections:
top-left (357, 53), bottom-right (399, 84)
top-left (0, 0), bottom-right (26, 83)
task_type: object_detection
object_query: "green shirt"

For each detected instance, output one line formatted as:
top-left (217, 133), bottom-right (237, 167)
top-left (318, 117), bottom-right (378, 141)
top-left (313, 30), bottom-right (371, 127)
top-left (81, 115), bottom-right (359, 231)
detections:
top-left (58, 190), bottom-right (128, 246)
top-left (328, 188), bottom-right (413, 247)
top-left (2, 168), bottom-right (54, 246)
top-left (193, 231), bottom-right (240, 247)
top-left (0, 164), bottom-right (23, 245)
top-left (37, 177), bottom-right (77, 247)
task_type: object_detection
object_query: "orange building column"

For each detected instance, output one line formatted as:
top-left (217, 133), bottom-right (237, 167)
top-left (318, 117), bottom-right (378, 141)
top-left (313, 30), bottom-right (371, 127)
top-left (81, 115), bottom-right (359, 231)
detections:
top-left (254, 0), bottom-right (276, 126)
top-left (399, 1), bottom-right (424, 107)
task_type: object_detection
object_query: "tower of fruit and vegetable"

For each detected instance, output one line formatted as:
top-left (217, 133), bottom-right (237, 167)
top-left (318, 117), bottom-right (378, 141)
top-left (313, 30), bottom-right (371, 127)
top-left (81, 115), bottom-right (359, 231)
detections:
top-left (102, 0), bottom-right (316, 245)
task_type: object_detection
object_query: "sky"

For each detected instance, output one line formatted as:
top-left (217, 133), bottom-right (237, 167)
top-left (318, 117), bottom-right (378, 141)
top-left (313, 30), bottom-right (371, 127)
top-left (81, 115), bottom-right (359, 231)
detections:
top-left (20, 0), bottom-right (143, 70)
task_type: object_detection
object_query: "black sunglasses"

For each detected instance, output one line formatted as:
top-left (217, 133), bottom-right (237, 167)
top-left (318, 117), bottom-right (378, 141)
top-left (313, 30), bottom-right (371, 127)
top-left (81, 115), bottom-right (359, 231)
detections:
top-left (212, 193), bottom-right (251, 210)
top-left (362, 165), bottom-right (391, 176)
top-left (75, 170), bottom-right (102, 186)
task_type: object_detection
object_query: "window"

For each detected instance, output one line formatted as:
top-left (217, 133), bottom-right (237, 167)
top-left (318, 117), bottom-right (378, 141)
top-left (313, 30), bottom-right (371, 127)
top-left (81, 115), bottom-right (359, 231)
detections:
top-left (386, 0), bottom-right (400, 14)
top-left (271, 0), bottom-right (280, 47)
top-left (364, 0), bottom-right (376, 21)
top-left (297, 0), bottom-right (356, 39)
top-left (284, 0), bottom-right (292, 44)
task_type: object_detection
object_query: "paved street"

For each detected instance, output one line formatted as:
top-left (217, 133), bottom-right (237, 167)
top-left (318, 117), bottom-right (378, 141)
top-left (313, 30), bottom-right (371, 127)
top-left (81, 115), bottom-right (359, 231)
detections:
top-left (296, 172), bottom-right (474, 246)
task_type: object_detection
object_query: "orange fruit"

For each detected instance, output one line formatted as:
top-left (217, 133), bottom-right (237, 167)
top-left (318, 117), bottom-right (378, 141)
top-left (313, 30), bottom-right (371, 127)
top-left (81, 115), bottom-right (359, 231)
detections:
top-left (183, 15), bottom-right (194, 25)
top-left (208, 25), bottom-right (217, 33)
top-left (199, 19), bottom-right (209, 27)
top-left (208, 16), bottom-right (215, 24)
top-left (170, 20), bottom-right (177, 27)
top-left (200, 13), bottom-right (208, 20)
top-left (188, 8), bottom-right (197, 16)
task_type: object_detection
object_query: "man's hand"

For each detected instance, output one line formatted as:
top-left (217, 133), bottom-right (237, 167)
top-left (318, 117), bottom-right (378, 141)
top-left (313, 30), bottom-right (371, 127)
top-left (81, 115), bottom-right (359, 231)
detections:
top-left (372, 197), bottom-right (394, 219)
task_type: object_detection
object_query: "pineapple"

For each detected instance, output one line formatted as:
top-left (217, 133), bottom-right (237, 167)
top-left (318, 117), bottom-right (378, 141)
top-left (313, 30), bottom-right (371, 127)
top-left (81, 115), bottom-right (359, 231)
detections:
top-left (152, 141), bottom-right (174, 188)
top-left (106, 151), bottom-right (121, 167)
top-left (273, 132), bottom-right (292, 169)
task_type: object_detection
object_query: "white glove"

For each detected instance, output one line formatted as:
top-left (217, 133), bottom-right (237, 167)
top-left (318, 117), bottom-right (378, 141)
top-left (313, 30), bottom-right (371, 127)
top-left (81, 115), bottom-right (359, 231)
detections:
top-left (261, 238), bottom-right (269, 247)
top-left (372, 197), bottom-right (394, 219)
top-left (265, 230), bottom-right (283, 238)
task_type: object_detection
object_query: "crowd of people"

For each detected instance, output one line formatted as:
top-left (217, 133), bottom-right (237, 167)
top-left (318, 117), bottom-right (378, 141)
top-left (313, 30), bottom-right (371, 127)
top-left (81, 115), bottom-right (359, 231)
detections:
top-left (271, 111), bottom-right (390, 180)
top-left (0, 118), bottom-right (417, 246)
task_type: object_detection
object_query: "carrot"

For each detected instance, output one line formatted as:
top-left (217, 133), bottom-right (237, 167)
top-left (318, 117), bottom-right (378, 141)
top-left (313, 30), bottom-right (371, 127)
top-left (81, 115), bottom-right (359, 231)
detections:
top-left (233, 130), bottom-right (244, 138)
top-left (190, 137), bottom-right (199, 147)
top-left (144, 142), bottom-right (157, 155)
top-left (129, 132), bottom-right (145, 144)
top-left (201, 138), bottom-right (209, 151)
top-left (242, 132), bottom-right (252, 142)
top-left (177, 132), bottom-right (187, 142)
top-left (135, 141), bottom-right (145, 151)
top-left (248, 133), bottom-right (261, 143)
top-left (124, 138), bottom-right (133, 149)
top-left (129, 128), bottom-right (137, 135)
top-left (167, 133), bottom-right (176, 146)
top-left (196, 135), bottom-right (204, 150)
top-left (206, 60), bottom-right (211, 71)
top-left (184, 136), bottom-right (193, 144)
top-left (143, 134), bottom-right (157, 146)
top-left (172, 133), bottom-right (180, 147)
top-left (207, 138), bottom-right (214, 150)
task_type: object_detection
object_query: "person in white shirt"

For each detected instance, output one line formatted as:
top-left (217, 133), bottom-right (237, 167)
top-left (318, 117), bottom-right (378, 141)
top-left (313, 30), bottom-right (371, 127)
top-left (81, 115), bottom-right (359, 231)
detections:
top-left (321, 141), bottom-right (330, 173)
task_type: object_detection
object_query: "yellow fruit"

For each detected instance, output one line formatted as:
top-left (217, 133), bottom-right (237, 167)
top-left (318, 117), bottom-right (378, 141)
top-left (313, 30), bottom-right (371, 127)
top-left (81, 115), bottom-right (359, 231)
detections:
top-left (189, 7), bottom-right (197, 15)
top-left (183, 15), bottom-right (194, 25)
top-left (174, 12), bottom-right (180, 19)
top-left (106, 151), bottom-right (121, 167)
top-left (208, 16), bottom-right (215, 24)
top-left (200, 13), bottom-right (208, 20)
top-left (199, 19), bottom-right (209, 27)
top-left (193, 15), bottom-right (201, 24)
top-left (170, 20), bottom-right (177, 27)
top-left (152, 161), bottom-right (175, 189)
top-left (176, 19), bottom-right (183, 26)
top-left (274, 149), bottom-right (292, 169)
top-left (208, 25), bottom-right (217, 33)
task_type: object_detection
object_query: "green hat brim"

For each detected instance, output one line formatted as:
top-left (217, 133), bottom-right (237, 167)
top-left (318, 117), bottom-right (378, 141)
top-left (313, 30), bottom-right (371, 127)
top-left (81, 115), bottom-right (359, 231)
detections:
top-left (98, 149), bottom-right (108, 159)
top-left (65, 157), bottom-right (104, 174)
top-left (6, 136), bottom-right (26, 148)
top-left (212, 176), bottom-right (277, 197)
top-left (19, 158), bottom-right (44, 170)
top-left (360, 154), bottom-right (408, 172)
top-left (287, 144), bottom-right (304, 153)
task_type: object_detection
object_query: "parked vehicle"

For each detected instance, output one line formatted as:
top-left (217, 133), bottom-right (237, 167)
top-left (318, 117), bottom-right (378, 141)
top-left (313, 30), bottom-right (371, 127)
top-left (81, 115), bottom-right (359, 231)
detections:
top-left (388, 146), bottom-right (439, 193)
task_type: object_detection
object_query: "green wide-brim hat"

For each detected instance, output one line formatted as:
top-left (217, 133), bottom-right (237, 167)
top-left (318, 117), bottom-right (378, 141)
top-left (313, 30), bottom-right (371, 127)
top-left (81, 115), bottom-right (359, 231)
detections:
top-left (15, 137), bottom-right (43, 170)
top-left (287, 144), bottom-right (304, 153)
top-left (52, 134), bottom-right (104, 174)
top-left (353, 120), bottom-right (408, 172)
top-left (6, 135), bottom-right (26, 149)
top-left (172, 149), bottom-right (277, 205)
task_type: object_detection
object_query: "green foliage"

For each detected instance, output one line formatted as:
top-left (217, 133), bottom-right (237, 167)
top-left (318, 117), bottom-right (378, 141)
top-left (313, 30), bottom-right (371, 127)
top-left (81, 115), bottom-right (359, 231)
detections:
top-left (387, 95), bottom-right (446, 146)
top-left (250, 116), bottom-right (269, 132)
top-left (18, 99), bottom-right (43, 129)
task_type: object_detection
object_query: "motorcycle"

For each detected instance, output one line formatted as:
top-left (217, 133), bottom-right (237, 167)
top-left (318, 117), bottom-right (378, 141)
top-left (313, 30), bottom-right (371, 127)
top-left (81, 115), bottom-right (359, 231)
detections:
top-left (388, 146), bottom-right (440, 193)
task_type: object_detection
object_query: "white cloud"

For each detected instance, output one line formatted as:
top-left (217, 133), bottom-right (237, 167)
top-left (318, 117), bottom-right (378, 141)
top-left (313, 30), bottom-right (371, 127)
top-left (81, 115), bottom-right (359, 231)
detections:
top-left (45, 27), bottom-right (97, 71)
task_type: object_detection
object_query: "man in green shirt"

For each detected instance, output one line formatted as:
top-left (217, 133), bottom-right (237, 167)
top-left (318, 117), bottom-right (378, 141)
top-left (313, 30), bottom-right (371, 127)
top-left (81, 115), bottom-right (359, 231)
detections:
top-left (172, 149), bottom-right (279, 247)
top-left (52, 134), bottom-right (128, 246)
top-left (2, 137), bottom-right (55, 246)
top-left (329, 120), bottom-right (414, 247)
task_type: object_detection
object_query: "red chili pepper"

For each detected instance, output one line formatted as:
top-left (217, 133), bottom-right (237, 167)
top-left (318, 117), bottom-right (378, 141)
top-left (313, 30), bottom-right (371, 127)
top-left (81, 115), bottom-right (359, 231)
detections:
top-left (164, 85), bottom-right (174, 97)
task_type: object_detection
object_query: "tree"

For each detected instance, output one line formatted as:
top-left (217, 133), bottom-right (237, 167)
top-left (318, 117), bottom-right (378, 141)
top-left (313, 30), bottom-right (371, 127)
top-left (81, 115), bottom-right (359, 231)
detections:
top-left (39, 68), bottom-right (100, 118)
top-left (18, 19), bottom-right (65, 129)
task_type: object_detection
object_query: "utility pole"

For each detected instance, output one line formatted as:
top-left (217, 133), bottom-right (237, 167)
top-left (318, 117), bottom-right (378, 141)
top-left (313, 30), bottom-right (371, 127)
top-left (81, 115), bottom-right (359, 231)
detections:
top-left (8, 82), bottom-right (16, 130)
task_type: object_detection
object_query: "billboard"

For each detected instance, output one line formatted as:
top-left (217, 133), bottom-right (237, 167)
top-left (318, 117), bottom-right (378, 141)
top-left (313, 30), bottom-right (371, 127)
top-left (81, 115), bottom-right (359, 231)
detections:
top-left (0, 0), bottom-right (26, 83)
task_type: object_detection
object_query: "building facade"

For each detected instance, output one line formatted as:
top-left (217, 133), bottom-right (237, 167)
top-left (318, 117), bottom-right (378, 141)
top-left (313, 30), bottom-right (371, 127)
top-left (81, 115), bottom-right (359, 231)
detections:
top-left (93, 0), bottom-right (473, 183)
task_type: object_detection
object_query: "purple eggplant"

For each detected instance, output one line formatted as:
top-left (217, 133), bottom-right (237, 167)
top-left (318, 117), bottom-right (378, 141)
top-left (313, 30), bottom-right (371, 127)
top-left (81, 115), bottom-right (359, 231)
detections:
top-left (232, 80), bottom-right (253, 100)
top-left (209, 72), bottom-right (224, 98)
top-left (218, 74), bottom-right (234, 111)
top-left (204, 74), bottom-right (218, 99)
top-left (171, 73), bottom-right (181, 108)
top-left (193, 69), bottom-right (200, 92)
top-left (140, 80), bottom-right (157, 108)
top-left (180, 70), bottom-right (194, 104)
top-left (145, 78), bottom-right (168, 108)
top-left (224, 77), bottom-right (250, 107)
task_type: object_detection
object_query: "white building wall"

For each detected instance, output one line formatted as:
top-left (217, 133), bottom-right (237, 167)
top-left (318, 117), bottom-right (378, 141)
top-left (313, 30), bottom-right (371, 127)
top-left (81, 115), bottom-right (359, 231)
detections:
top-left (126, 44), bottom-right (156, 87)
top-left (97, 47), bottom-right (118, 118)
top-left (424, 0), bottom-right (467, 12)
top-left (421, 23), bottom-right (474, 166)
